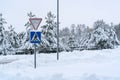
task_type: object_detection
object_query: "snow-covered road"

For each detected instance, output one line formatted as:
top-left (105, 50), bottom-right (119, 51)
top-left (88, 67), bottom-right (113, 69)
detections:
top-left (0, 57), bottom-right (18, 64)
top-left (0, 47), bottom-right (120, 80)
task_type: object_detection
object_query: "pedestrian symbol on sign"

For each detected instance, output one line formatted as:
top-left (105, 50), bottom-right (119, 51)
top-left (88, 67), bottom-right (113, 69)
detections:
top-left (30, 31), bottom-right (41, 43)
top-left (32, 32), bottom-right (40, 41)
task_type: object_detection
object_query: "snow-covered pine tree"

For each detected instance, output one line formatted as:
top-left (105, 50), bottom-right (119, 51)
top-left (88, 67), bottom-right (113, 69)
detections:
top-left (67, 24), bottom-right (77, 51)
top-left (84, 20), bottom-right (119, 50)
top-left (70, 24), bottom-right (75, 36)
top-left (40, 11), bottom-right (62, 52)
top-left (75, 24), bottom-right (81, 41)
top-left (8, 25), bottom-right (20, 48)
top-left (77, 24), bottom-right (90, 50)
top-left (22, 12), bottom-right (36, 50)
top-left (60, 27), bottom-right (70, 44)
top-left (60, 27), bottom-right (71, 51)
top-left (1, 25), bottom-right (20, 55)
top-left (0, 13), bottom-right (7, 55)
top-left (68, 36), bottom-right (75, 51)
top-left (18, 31), bottom-right (25, 46)
top-left (114, 24), bottom-right (120, 41)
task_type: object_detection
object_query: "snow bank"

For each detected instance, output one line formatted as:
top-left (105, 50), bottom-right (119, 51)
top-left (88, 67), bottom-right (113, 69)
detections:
top-left (0, 47), bottom-right (120, 80)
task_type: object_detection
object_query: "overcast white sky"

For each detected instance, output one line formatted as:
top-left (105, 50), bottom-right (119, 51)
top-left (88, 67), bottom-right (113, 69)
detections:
top-left (0, 0), bottom-right (120, 32)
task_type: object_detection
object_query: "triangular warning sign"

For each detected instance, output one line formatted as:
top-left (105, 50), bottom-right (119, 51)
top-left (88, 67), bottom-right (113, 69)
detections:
top-left (29, 18), bottom-right (42, 30)
top-left (32, 32), bottom-right (40, 41)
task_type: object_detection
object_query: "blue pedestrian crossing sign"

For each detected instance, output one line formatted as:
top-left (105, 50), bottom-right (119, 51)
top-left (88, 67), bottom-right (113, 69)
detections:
top-left (30, 31), bottom-right (41, 43)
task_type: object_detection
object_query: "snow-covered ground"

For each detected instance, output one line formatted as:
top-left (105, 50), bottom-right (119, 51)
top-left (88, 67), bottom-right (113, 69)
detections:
top-left (0, 47), bottom-right (120, 80)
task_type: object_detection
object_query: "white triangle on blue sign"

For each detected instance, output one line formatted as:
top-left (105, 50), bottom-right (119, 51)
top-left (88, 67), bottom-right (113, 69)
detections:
top-left (32, 32), bottom-right (40, 42)
top-left (30, 31), bottom-right (41, 43)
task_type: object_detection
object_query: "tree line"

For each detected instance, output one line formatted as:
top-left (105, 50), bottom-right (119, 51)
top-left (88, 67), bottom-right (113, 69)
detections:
top-left (0, 12), bottom-right (120, 55)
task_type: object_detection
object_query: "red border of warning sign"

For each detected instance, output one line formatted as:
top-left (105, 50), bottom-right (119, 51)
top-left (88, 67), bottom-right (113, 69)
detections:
top-left (29, 18), bottom-right (42, 30)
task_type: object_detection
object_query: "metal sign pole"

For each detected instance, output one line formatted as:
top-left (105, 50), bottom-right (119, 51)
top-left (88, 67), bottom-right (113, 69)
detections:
top-left (34, 44), bottom-right (36, 68)
top-left (57, 0), bottom-right (59, 60)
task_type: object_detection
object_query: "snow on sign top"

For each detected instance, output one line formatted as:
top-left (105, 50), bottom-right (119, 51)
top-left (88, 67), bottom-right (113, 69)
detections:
top-left (29, 18), bottom-right (42, 30)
